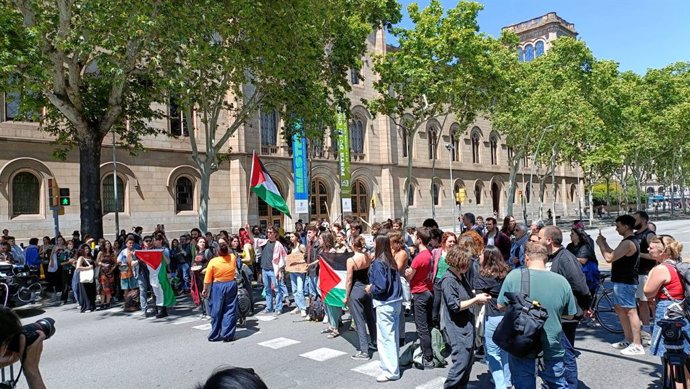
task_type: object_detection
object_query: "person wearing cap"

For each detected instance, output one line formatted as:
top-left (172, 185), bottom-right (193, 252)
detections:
top-left (72, 230), bottom-right (82, 248)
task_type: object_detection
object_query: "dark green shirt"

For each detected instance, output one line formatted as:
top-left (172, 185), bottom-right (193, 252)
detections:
top-left (498, 268), bottom-right (577, 359)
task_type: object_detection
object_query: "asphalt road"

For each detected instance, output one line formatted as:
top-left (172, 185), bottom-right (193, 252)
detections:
top-left (8, 219), bottom-right (688, 389)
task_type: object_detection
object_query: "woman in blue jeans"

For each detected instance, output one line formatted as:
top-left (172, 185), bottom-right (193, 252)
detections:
top-left (366, 231), bottom-right (403, 383)
top-left (473, 245), bottom-right (511, 389)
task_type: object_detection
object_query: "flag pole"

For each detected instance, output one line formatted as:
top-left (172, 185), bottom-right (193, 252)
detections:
top-left (247, 150), bottom-right (255, 222)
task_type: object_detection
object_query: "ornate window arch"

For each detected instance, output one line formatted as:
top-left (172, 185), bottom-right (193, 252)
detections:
top-left (175, 176), bottom-right (194, 213)
top-left (450, 123), bottom-right (460, 162)
top-left (535, 41), bottom-right (545, 57)
top-left (102, 173), bottom-right (126, 214)
top-left (474, 181), bottom-right (484, 205)
top-left (490, 133), bottom-right (499, 165)
top-left (427, 123), bottom-right (439, 160)
top-left (260, 108), bottom-right (278, 154)
top-left (471, 127), bottom-right (481, 164)
top-left (11, 171), bottom-right (40, 217)
top-left (350, 113), bottom-right (366, 155)
top-left (524, 43), bottom-right (534, 61)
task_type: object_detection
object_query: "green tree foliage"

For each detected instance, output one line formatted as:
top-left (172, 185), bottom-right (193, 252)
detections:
top-left (368, 0), bottom-right (508, 225)
top-left (161, 0), bottom-right (400, 232)
top-left (0, 1), bottom-right (185, 238)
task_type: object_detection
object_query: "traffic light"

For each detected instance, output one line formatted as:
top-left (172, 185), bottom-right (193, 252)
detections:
top-left (370, 197), bottom-right (376, 209)
top-left (59, 188), bottom-right (71, 206)
top-left (48, 179), bottom-right (60, 208)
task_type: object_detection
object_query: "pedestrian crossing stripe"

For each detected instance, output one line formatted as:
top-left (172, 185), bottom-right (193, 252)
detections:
top-left (350, 360), bottom-right (381, 377)
top-left (173, 318), bottom-right (198, 325)
top-left (193, 323), bottom-right (212, 330)
top-left (256, 315), bottom-right (277, 322)
top-left (258, 337), bottom-right (301, 349)
top-left (415, 376), bottom-right (445, 389)
top-left (299, 347), bottom-right (347, 362)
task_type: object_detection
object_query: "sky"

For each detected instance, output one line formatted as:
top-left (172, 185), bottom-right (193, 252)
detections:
top-left (394, 0), bottom-right (690, 74)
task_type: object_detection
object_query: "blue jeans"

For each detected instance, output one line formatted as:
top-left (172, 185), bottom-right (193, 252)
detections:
top-left (305, 274), bottom-right (319, 298)
top-left (375, 300), bottom-right (402, 379)
top-left (290, 272), bottom-right (307, 311)
top-left (178, 262), bottom-right (191, 291)
top-left (484, 315), bottom-right (512, 389)
top-left (559, 334), bottom-right (578, 389)
top-left (509, 354), bottom-right (567, 389)
top-left (262, 270), bottom-right (283, 313)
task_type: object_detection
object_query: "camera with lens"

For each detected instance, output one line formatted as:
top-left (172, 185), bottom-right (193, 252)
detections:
top-left (7, 318), bottom-right (56, 354)
top-left (657, 318), bottom-right (689, 351)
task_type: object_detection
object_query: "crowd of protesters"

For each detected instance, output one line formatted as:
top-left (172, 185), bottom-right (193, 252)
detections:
top-left (1, 208), bottom-right (688, 388)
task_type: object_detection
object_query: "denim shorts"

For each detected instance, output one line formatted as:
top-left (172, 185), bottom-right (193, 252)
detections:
top-left (612, 282), bottom-right (638, 309)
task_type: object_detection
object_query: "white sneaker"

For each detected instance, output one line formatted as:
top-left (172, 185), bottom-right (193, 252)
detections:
top-left (611, 340), bottom-right (630, 349)
top-left (620, 344), bottom-right (645, 356)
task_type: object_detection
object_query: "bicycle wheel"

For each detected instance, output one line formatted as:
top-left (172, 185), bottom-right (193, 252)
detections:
top-left (595, 289), bottom-right (624, 334)
top-left (17, 282), bottom-right (43, 303)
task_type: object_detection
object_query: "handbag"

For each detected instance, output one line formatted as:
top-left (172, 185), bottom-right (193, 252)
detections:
top-left (475, 305), bottom-right (486, 348)
top-left (78, 257), bottom-right (95, 283)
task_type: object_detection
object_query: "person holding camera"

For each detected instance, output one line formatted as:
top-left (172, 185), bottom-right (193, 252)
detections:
top-left (0, 307), bottom-right (48, 389)
top-left (643, 235), bottom-right (690, 388)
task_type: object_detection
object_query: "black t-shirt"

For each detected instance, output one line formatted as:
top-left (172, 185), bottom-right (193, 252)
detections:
top-left (611, 236), bottom-right (640, 285)
top-left (566, 242), bottom-right (596, 263)
top-left (261, 241), bottom-right (275, 271)
top-left (635, 229), bottom-right (656, 275)
top-left (472, 273), bottom-right (504, 317)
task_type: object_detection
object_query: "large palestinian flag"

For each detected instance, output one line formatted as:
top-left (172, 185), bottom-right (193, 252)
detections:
top-left (135, 249), bottom-right (176, 307)
top-left (319, 251), bottom-right (354, 308)
top-left (250, 151), bottom-right (291, 218)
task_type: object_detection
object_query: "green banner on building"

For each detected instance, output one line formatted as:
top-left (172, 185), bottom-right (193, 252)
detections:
top-left (336, 112), bottom-right (352, 212)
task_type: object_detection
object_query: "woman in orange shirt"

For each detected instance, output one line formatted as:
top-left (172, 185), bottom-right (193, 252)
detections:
top-left (202, 241), bottom-right (238, 342)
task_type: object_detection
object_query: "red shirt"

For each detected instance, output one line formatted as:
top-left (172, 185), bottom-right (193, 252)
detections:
top-left (658, 263), bottom-right (684, 300)
top-left (410, 249), bottom-right (434, 294)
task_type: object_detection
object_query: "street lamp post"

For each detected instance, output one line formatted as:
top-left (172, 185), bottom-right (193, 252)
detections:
top-left (112, 131), bottom-right (119, 239)
top-left (445, 143), bottom-right (456, 233)
top-left (528, 125), bottom-right (554, 222)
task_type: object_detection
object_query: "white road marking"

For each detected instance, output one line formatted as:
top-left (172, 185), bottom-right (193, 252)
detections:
top-left (299, 347), bottom-right (347, 362)
top-left (173, 318), bottom-right (198, 325)
top-left (258, 337), bottom-right (301, 349)
top-left (415, 376), bottom-right (446, 389)
top-left (256, 315), bottom-right (277, 322)
top-left (192, 323), bottom-right (212, 330)
top-left (351, 360), bottom-right (381, 377)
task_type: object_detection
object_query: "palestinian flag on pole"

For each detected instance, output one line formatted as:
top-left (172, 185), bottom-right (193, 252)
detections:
top-left (250, 151), bottom-right (292, 218)
top-left (135, 249), bottom-right (176, 307)
top-left (319, 251), bottom-right (354, 308)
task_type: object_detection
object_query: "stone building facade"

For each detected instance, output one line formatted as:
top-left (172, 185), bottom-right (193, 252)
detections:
top-left (0, 14), bottom-right (584, 241)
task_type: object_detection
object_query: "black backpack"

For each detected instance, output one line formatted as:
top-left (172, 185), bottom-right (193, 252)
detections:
top-left (492, 268), bottom-right (549, 358)
top-left (308, 296), bottom-right (325, 322)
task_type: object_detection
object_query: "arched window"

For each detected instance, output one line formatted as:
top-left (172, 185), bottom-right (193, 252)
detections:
top-left (507, 146), bottom-right (514, 161)
top-left (102, 174), bottom-right (125, 214)
top-left (524, 44), bottom-right (534, 62)
top-left (260, 109), bottom-right (278, 154)
top-left (432, 183), bottom-right (440, 206)
top-left (490, 134), bottom-right (498, 165)
top-left (175, 176), bottom-right (194, 213)
top-left (331, 127), bottom-right (339, 160)
top-left (471, 129), bottom-right (480, 164)
top-left (351, 180), bottom-right (368, 223)
top-left (427, 125), bottom-right (439, 160)
top-left (350, 114), bottom-right (365, 155)
top-left (517, 47), bottom-right (524, 62)
top-left (11, 172), bottom-right (40, 217)
top-left (350, 68), bottom-right (360, 85)
top-left (474, 182), bottom-right (483, 205)
top-left (310, 179), bottom-right (329, 220)
top-left (450, 124), bottom-right (460, 162)
top-left (535, 41), bottom-right (545, 57)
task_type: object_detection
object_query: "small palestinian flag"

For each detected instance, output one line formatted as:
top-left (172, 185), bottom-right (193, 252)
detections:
top-left (250, 151), bottom-right (291, 218)
top-left (135, 249), bottom-right (176, 307)
top-left (319, 251), bottom-right (354, 308)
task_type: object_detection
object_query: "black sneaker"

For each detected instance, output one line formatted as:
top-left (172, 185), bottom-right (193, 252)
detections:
top-left (351, 351), bottom-right (370, 360)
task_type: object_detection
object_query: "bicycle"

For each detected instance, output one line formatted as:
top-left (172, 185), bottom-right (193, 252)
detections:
top-left (587, 273), bottom-right (624, 334)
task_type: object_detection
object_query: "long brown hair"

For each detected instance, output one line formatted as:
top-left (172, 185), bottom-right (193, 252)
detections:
top-left (480, 245), bottom-right (509, 280)
top-left (320, 231), bottom-right (335, 251)
top-left (374, 230), bottom-right (395, 268)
